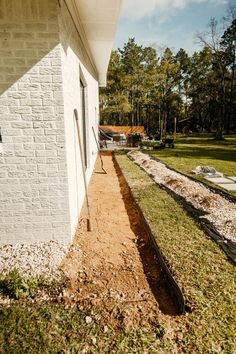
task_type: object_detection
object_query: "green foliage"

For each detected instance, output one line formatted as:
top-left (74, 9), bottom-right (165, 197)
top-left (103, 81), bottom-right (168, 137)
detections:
top-left (0, 269), bottom-right (39, 299)
top-left (0, 305), bottom-right (174, 353)
top-left (100, 10), bottom-right (236, 138)
top-left (0, 269), bottom-right (57, 300)
top-left (139, 140), bottom-right (164, 149)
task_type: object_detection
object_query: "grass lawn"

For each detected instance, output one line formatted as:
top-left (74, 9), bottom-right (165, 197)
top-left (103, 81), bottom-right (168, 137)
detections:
top-left (147, 134), bottom-right (236, 196)
top-left (115, 154), bottom-right (236, 353)
top-left (0, 303), bottom-right (174, 354)
top-left (0, 274), bottom-right (177, 354)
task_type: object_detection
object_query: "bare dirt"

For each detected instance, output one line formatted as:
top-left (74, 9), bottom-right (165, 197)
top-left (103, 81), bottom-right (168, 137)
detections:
top-left (60, 153), bottom-right (178, 330)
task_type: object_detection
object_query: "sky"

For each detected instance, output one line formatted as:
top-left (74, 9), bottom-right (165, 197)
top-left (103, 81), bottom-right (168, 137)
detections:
top-left (114, 0), bottom-right (234, 55)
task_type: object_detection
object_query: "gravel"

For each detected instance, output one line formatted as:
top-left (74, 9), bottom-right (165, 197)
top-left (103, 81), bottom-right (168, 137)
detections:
top-left (0, 240), bottom-right (70, 280)
top-left (128, 151), bottom-right (236, 243)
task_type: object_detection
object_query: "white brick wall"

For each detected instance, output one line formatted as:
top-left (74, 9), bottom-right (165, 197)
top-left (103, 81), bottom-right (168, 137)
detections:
top-left (58, 1), bottom-right (99, 237)
top-left (0, 0), bottom-right (100, 244)
top-left (0, 0), bottom-right (71, 243)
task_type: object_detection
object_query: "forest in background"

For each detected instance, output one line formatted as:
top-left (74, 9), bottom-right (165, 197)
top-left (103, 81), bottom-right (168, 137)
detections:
top-left (100, 10), bottom-right (236, 139)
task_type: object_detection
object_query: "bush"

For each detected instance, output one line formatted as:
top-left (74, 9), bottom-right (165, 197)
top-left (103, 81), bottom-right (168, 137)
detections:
top-left (139, 140), bottom-right (165, 150)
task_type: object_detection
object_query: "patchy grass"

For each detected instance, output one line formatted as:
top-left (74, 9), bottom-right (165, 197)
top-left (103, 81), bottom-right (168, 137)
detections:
top-left (116, 154), bottom-right (236, 353)
top-left (0, 302), bottom-right (174, 353)
top-left (147, 134), bottom-right (236, 196)
top-left (0, 269), bottom-right (64, 301)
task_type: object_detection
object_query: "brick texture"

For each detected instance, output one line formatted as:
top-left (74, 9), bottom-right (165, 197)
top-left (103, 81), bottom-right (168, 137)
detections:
top-left (0, 0), bottom-right (71, 243)
top-left (57, 1), bottom-right (99, 240)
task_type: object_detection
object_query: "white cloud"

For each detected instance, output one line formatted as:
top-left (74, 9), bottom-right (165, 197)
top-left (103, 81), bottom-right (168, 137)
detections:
top-left (121, 0), bottom-right (228, 20)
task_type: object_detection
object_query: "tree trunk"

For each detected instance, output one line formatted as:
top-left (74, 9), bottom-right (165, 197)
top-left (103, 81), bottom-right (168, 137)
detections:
top-left (227, 46), bottom-right (236, 134)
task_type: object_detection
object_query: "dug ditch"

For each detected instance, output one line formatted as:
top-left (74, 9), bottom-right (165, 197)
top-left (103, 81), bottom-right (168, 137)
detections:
top-left (60, 152), bottom-right (183, 330)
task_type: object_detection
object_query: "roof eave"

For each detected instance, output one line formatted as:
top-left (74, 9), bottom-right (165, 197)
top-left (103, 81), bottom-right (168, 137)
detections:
top-left (64, 0), bottom-right (122, 87)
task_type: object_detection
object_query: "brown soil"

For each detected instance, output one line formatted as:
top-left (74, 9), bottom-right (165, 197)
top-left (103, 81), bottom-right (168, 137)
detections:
top-left (60, 153), bottom-right (178, 330)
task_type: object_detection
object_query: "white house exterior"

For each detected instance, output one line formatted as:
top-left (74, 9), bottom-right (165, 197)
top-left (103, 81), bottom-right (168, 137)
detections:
top-left (0, 0), bottom-right (122, 244)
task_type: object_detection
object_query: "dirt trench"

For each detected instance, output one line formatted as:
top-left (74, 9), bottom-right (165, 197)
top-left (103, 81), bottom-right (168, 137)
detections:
top-left (60, 153), bottom-right (177, 329)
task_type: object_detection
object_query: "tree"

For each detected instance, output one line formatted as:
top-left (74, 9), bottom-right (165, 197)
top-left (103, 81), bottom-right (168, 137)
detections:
top-left (221, 19), bottom-right (236, 133)
top-left (118, 38), bottom-right (145, 126)
top-left (100, 51), bottom-right (131, 125)
top-left (156, 48), bottom-right (180, 137)
top-left (175, 49), bottom-right (191, 122)
top-left (197, 18), bottom-right (233, 139)
top-left (188, 47), bottom-right (214, 132)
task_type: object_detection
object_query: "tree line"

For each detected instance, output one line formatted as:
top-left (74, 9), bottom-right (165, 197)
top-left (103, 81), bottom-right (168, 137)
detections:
top-left (100, 12), bottom-right (236, 139)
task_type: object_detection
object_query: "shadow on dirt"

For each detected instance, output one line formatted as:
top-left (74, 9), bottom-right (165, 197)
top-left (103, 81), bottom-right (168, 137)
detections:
top-left (113, 154), bottom-right (179, 316)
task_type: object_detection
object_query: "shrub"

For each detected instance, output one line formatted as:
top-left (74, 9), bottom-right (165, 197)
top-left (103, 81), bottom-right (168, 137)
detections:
top-left (0, 269), bottom-right (37, 299)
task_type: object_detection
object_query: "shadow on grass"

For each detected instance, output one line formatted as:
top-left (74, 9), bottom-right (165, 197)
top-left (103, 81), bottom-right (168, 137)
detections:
top-left (176, 134), bottom-right (236, 145)
top-left (149, 134), bottom-right (236, 162)
top-left (151, 144), bottom-right (236, 163)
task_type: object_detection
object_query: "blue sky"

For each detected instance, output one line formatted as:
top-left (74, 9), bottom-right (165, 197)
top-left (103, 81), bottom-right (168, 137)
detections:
top-left (114, 0), bottom-right (234, 54)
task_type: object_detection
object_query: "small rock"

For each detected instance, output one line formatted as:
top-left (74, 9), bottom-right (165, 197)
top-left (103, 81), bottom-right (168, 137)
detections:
top-left (85, 316), bottom-right (92, 324)
top-left (104, 325), bottom-right (109, 333)
top-left (139, 289), bottom-right (146, 297)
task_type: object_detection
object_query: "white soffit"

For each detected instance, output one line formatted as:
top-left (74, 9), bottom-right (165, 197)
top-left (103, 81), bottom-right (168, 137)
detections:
top-left (67, 0), bottom-right (122, 86)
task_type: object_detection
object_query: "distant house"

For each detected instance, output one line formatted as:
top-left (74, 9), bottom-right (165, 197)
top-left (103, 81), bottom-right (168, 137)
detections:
top-left (0, 0), bottom-right (122, 244)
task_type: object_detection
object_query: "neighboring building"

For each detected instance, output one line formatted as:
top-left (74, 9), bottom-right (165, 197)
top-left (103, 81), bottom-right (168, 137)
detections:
top-left (0, 0), bottom-right (122, 244)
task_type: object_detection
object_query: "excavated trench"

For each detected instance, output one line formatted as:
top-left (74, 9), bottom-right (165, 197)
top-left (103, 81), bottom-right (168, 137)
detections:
top-left (113, 154), bottom-right (185, 314)
top-left (113, 154), bottom-right (183, 314)
top-left (60, 152), bottom-right (182, 330)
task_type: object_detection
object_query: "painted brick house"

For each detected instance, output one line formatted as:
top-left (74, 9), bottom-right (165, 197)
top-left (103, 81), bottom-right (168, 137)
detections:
top-left (0, 0), bottom-right (122, 244)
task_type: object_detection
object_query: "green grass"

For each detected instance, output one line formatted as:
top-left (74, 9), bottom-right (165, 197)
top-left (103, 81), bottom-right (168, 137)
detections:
top-left (115, 154), bottom-right (236, 354)
top-left (0, 269), bottom-right (48, 300)
top-left (0, 303), bottom-right (174, 353)
top-left (147, 133), bottom-right (236, 196)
